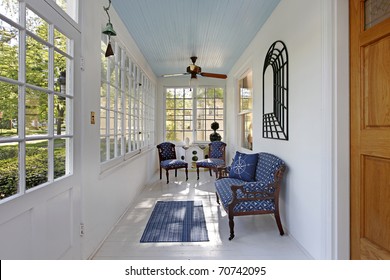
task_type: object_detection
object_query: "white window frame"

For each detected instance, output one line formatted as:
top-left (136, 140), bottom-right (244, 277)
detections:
top-left (164, 87), bottom-right (224, 144)
top-left (0, 0), bottom-right (76, 203)
top-left (100, 37), bottom-right (155, 171)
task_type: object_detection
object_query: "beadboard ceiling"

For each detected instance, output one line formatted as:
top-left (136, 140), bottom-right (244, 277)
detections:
top-left (112, 0), bottom-right (280, 78)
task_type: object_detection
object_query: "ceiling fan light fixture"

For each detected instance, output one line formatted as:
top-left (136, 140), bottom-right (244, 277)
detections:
top-left (189, 72), bottom-right (199, 88)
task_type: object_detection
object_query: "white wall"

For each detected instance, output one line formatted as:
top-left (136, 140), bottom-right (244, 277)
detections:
top-left (225, 0), bottom-right (349, 259)
top-left (80, 0), bottom-right (157, 259)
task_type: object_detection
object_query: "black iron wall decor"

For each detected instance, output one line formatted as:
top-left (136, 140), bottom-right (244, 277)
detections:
top-left (262, 40), bottom-right (289, 140)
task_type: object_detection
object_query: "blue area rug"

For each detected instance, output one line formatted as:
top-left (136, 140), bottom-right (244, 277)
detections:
top-left (140, 200), bottom-right (209, 243)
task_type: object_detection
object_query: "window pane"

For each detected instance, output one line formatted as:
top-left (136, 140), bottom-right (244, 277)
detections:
top-left (365, 0), bottom-right (390, 29)
top-left (0, 20), bottom-right (19, 81)
top-left (109, 86), bottom-right (116, 110)
top-left (242, 113), bottom-right (253, 150)
top-left (26, 8), bottom-right (48, 41)
top-left (54, 52), bottom-right (67, 91)
top-left (100, 108), bottom-right (107, 135)
top-left (26, 36), bottom-right (49, 88)
top-left (54, 28), bottom-right (69, 54)
top-left (54, 95), bottom-right (67, 135)
top-left (109, 135), bottom-right (115, 159)
top-left (26, 140), bottom-right (48, 189)
top-left (239, 72), bottom-right (253, 112)
top-left (54, 138), bottom-right (69, 179)
top-left (0, 143), bottom-right (19, 200)
top-left (100, 83), bottom-right (108, 108)
top-left (109, 110), bottom-right (115, 134)
top-left (0, 82), bottom-right (18, 138)
top-left (0, 0), bottom-right (19, 23)
top-left (25, 88), bottom-right (48, 136)
top-left (100, 137), bottom-right (107, 162)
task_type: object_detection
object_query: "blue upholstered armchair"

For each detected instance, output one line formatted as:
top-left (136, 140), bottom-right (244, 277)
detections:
top-left (157, 142), bottom-right (188, 183)
top-left (196, 141), bottom-right (227, 180)
top-left (215, 152), bottom-right (286, 240)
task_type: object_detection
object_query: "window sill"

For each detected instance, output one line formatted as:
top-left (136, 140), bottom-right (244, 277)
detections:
top-left (99, 146), bottom-right (155, 178)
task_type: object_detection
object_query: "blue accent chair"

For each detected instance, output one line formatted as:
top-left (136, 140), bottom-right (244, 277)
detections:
top-left (157, 142), bottom-right (188, 183)
top-left (196, 141), bottom-right (227, 180)
top-left (215, 152), bottom-right (286, 240)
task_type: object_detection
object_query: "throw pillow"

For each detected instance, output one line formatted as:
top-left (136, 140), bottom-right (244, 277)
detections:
top-left (229, 151), bottom-right (258, 181)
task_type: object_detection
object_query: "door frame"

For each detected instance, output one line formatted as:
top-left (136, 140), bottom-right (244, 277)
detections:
top-left (321, 0), bottom-right (350, 259)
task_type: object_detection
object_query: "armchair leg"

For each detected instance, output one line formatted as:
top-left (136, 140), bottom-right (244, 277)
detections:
top-left (166, 169), bottom-right (169, 184)
top-left (196, 166), bottom-right (200, 180)
top-left (175, 169), bottom-right (177, 177)
top-left (185, 167), bottom-right (188, 181)
top-left (215, 192), bottom-right (220, 204)
top-left (228, 213), bottom-right (235, 240)
top-left (209, 168), bottom-right (212, 177)
top-left (159, 167), bottom-right (162, 180)
top-left (274, 212), bottom-right (285, 236)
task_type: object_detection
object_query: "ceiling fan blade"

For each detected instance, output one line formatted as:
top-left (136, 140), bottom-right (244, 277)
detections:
top-left (161, 73), bottom-right (189, 77)
top-left (200, 72), bottom-right (227, 79)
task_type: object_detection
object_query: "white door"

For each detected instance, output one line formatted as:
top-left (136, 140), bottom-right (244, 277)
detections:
top-left (0, 0), bottom-right (82, 259)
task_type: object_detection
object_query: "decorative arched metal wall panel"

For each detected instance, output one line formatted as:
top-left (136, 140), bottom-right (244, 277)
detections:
top-left (262, 40), bottom-right (289, 140)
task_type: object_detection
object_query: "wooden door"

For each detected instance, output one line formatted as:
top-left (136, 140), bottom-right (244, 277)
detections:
top-left (350, 0), bottom-right (390, 260)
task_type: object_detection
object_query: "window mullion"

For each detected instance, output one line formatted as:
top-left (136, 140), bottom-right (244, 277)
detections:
top-left (192, 87), bottom-right (197, 142)
top-left (105, 54), bottom-right (110, 161)
top-left (114, 45), bottom-right (119, 158)
top-left (47, 23), bottom-right (55, 182)
top-left (18, 1), bottom-right (27, 195)
top-left (120, 49), bottom-right (125, 157)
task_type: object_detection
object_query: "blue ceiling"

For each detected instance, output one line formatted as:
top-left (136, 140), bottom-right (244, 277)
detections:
top-left (112, 0), bottom-right (280, 78)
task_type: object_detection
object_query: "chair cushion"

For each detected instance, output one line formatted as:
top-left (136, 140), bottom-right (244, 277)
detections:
top-left (196, 158), bottom-right (224, 168)
top-left (215, 179), bottom-right (275, 213)
top-left (229, 151), bottom-right (258, 181)
top-left (161, 159), bottom-right (187, 169)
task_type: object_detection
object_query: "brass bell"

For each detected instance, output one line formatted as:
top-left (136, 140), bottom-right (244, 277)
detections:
top-left (102, 22), bottom-right (117, 37)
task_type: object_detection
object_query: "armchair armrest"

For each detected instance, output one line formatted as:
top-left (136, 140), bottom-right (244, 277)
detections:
top-left (230, 181), bottom-right (277, 202)
top-left (217, 166), bottom-right (231, 179)
top-left (242, 181), bottom-right (277, 194)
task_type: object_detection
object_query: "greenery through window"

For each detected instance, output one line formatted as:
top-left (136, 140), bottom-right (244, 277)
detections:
top-left (100, 38), bottom-right (155, 165)
top-left (239, 71), bottom-right (253, 150)
top-left (0, 1), bottom-right (74, 201)
top-left (165, 87), bottom-right (224, 143)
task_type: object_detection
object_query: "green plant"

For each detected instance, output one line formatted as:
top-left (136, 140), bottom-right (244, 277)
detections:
top-left (210, 121), bottom-right (222, 142)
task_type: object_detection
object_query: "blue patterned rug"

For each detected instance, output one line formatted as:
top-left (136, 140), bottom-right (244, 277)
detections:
top-left (140, 200), bottom-right (209, 242)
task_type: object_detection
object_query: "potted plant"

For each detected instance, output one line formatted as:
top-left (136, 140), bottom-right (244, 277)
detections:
top-left (209, 121), bottom-right (222, 142)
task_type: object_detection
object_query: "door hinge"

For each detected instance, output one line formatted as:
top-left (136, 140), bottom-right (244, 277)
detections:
top-left (80, 223), bottom-right (85, 236)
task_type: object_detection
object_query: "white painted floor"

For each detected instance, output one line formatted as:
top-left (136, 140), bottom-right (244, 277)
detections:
top-left (92, 170), bottom-right (310, 260)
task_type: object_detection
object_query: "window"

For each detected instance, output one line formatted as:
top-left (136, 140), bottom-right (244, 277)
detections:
top-left (239, 71), bottom-right (253, 150)
top-left (165, 87), bottom-right (224, 143)
top-left (100, 37), bottom-right (155, 166)
top-left (0, 1), bottom-right (74, 201)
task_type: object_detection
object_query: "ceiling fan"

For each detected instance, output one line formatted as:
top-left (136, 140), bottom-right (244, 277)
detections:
top-left (162, 56), bottom-right (227, 79)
